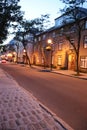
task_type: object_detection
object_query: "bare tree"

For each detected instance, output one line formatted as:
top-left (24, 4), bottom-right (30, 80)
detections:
top-left (59, 0), bottom-right (87, 75)
top-left (14, 14), bottom-right (50, 66)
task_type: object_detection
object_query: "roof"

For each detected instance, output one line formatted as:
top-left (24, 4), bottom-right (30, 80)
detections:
top-left (54, 7), bottom-right (87, 28)
top-left (35, 7), bottom-right (87, 37)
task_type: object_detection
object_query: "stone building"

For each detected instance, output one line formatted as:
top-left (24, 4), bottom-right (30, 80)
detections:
top-left (32, 7), bottom-right (87, 72)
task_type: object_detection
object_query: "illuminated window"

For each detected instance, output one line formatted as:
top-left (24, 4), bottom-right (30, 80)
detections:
top-left (84, 36), bottom-right (87, 48)
top-left (57, 55), bottom-right (62, 65)
top-left (80, 56), bottom-right (87, 68)
top-left (37, 57), bottom-right (39, 63)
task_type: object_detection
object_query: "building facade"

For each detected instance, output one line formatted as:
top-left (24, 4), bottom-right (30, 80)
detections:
top-left (32, 8), bottom-right (87, 72)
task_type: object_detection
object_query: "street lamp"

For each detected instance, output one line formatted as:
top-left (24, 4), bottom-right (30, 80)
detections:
top-left (23, 48), bottom-right (27, 64)
top-left (23, 49), bottom-right (26, 53)
top-left (47, 39), bottom-right (52, 44)
top-left (13, 52), bottom-right (17, 63)
top-left (46, 39), bottom-right (53, 71)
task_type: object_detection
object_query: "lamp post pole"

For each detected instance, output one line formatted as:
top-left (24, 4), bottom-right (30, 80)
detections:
top-left (47, 39), bottom-right (53, 71)
top-left (23, 48), bottom-right (26, 64)
top-left (50, 49), bottom-right (53, 71)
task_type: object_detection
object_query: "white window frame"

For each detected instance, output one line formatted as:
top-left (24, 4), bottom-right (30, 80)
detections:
top-left (38, 36), bottom-right (41, 41)
top-left (80, 56), bottom-right (87, 68)
top-left (84, 36), bottom-right (87, 48)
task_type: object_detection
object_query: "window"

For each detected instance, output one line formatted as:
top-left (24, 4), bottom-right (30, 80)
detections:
top-left (38, 44), bottom-right (41, 51)
top-left (58, 40), bottom-right (63, 50)
top-left (85, 21), bottom-right (87, 29)
top-left (70, 38), bottom-right (74, 49)
top-left (43, 34), bottom-right (46, 40)
top-left (57, 55), bottom-right (62, 65)
top-left (84, 36), bottom-right (87, 48)
top-left (38, 36), bottom-right (41, 41)
top-left (80, 56), bottom-right (87, 68)
top-left (36, 57), bottom-right (39, 63)
top-left (34, 38), bottom-right (37, 42)
top-left (53, 32), bottom-right (55, 37)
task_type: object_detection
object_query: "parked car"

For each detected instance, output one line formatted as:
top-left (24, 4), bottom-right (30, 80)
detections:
top-left (1, 59), bottom-right (6, 63)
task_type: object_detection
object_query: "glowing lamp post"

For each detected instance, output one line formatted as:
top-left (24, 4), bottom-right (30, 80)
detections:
top-left (46, 39), bottom-right (53, 71)
top-left (23, 48), bottom-right (27, 64)
top-left (23, 49), bottom-right (26, 53)
top-left (48, 39), bottom-right (52, 44)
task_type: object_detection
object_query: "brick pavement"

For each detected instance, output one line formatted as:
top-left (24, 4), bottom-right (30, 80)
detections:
top-left (0, 68), bottom-right (68, 130)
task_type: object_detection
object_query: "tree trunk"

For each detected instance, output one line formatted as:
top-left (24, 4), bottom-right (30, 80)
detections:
top-left (26, 51), bottom-right (31, 67)
top-left (76, 52), bottom-right (80, 75)
top-left (76, 28), bottom-right (81, 75)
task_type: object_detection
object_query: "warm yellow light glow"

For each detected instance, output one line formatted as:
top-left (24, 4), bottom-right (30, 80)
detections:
top-left (7, 53), bottom-right (12, 57)
top-left (23, 49), bottom-right (26, 53)
top-left (47, 39), bottom-right (52, 44)
top-left (1, 55), bottom-right (5, 59)
top-left (69, 55), bottom-right (72, 62)
top-left (46, 46), bottom-right (51, 50)
top-left (13, 52), bottom-right (16, 55)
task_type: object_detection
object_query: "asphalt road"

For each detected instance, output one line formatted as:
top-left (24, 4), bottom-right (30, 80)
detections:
top-left (0, 62), bottom-right (87, 130)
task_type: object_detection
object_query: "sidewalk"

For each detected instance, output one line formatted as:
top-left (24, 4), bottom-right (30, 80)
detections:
top-left (31, 65), bottom-right (87, 80)
top-left (0, 68), bottom-right (73, 130)
top-left (52, 70), bottom-right (87, 80)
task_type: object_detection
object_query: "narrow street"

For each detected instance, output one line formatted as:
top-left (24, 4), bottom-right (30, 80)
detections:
top-left (0, 63), bottom-right (87, 130)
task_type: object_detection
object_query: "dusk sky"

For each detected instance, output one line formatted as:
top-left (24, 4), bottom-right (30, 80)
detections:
top-left (3, 0), bottom-right (87, 45)
top-left (19, 0), bottom-right (87, 25)
top-left (19, 0), bottom-right (65, 25)
top-left (4, 0), bottom-right (64, 45)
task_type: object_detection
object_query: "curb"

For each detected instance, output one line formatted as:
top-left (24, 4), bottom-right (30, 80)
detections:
top-left (10, 63), bottom-right (87, 80)
top-left (51, 71), bottom-right (87, 80)
top-left (3, 69), bottom-right (74, 130)
top-left (39, 103), bottom-right (74, 130)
